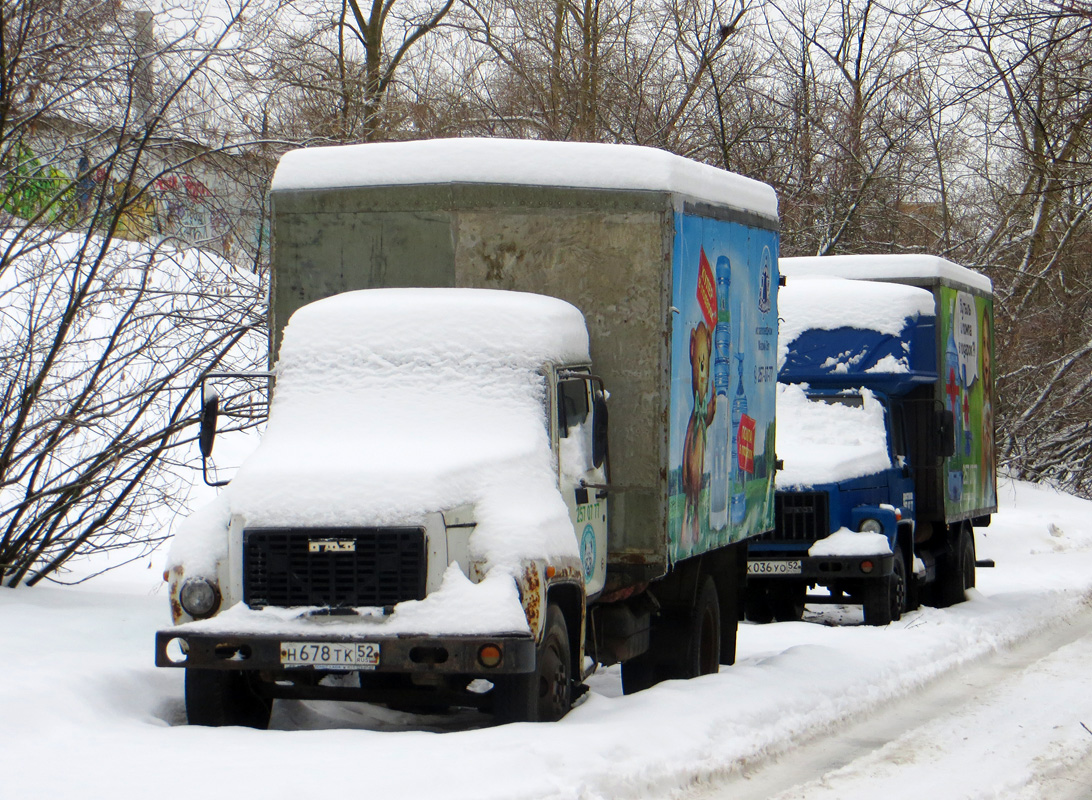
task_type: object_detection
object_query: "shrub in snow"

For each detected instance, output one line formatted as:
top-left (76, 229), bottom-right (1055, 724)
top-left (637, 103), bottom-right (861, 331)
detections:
top-left (0, 228), bottom-right (264, 587)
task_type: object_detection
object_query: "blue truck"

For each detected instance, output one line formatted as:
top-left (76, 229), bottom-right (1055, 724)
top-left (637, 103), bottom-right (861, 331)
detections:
top-left (746, 255), bottom-right (996, 625)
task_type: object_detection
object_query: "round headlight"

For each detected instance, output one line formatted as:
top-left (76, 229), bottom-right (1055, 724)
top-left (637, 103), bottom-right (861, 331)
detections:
top-left (858, 518), bottom-right (884, 534)
top-left (179, 577), bottom-right (220, 618)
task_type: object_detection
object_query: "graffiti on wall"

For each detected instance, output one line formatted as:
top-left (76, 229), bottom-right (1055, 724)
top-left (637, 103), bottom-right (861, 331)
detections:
top-left (3, 144), bottom-right (76, 225)
top-left (4, 144), bottom-right (264, 263)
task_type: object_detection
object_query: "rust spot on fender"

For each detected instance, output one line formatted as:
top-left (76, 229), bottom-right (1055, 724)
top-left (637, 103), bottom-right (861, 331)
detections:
top-left (167, 565), bottom-right (185, 624)
top-left (553, 565), bottom-right (581, 582)
top-left (521, 562), bottom-right (542, 639)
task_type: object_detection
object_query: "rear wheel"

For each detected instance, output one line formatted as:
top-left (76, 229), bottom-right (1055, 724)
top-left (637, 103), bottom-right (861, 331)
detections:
top-left (493, 603), bottom-right (572, 722)
top-left (621, 576), bottom-right (721, 693)
top-left (936, 524), bottom-right (975, 607)
top-left (663, 577), bottom-right (720, 680)
top-left (620, 651), bottom-right (657, 695)
top-left (185, 669), bottom-right (272, 729)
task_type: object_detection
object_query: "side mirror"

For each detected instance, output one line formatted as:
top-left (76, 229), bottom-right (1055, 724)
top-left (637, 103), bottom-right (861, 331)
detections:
top-left (938, 409), bottom-right (955, 459)
top-left (592, 390), bottom-right (609, 469)
top-left (198, 390), bottom-right (220, 458)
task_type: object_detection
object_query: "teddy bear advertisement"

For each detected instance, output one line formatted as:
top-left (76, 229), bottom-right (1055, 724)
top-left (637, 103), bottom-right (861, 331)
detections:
top-left (668, 212), bottom-right (779, 562)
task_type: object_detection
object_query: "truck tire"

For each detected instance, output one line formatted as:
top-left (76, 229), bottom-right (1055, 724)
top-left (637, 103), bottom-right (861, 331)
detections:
top-left (892, 548), bottom-right (907, 617)
top-left (862, 550), bottom-right (905, 626)
top-left (936, 524), bottom-right (975, 608)
top-left (744, 587), bottom-right (774, 624)
top-left (620, 651), bottom-right (658, 695)
top-left (492, 603), bottom-right (572, 722)
top-left (185, 668), bottom-right (272, 729)
top-left (664, 576), bottom-right (721, 680)
top-left (719, 545), bottom-right (746, 665)
top-left (770, 582), bottom-right (807, 622)
top-left (622, 577), bottom-right (722, 692)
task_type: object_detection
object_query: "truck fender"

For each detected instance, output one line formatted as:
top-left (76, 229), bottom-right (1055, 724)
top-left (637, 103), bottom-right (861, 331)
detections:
top-left (516, 558), bottom-right (584, 644)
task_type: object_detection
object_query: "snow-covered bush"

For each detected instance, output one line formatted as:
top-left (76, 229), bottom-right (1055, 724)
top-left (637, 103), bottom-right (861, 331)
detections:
top-left (0, 227), bottom-right (264, 586)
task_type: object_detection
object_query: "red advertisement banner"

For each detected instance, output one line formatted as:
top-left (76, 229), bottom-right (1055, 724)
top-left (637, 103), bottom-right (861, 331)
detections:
top-left (738, 414), bottom-right (756, 473)
top-left (696, 247), bottom-right (716, 330)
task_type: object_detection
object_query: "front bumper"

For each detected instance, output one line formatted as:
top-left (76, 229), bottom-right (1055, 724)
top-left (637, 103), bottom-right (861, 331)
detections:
top-left (155, 628), bottom-right (536, 675)
top-left (748, 552), bottom-right (895, 580)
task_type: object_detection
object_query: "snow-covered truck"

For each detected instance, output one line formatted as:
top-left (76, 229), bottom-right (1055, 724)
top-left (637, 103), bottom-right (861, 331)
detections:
top-left (154, 139), bottom-right (781, 726)
top-left (745, 255), bottom-right (996, 626)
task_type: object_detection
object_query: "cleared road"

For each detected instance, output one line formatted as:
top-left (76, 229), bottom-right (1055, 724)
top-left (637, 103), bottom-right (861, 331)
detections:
top-left (684, 602), bottom-right (1092, 800)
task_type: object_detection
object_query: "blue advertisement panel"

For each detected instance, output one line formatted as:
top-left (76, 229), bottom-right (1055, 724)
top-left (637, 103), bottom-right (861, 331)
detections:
top-left (668, 211), bottom-right (778, 561)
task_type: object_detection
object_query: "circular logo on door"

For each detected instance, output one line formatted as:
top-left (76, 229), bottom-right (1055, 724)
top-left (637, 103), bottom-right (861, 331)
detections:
top-left (759, 246), bottom-right (773, 313)
top-left (581, 524), bottom-right (596, 580)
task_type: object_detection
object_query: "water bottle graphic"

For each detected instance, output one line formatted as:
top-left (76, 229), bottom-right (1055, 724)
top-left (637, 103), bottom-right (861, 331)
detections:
top-left (710, 257), bottom-right (731, 531)
top-left (730, 350), bottom-right (749, 526)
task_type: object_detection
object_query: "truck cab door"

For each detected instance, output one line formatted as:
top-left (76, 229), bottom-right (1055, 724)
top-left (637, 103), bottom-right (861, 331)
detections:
top-left (887, 399), bottom-right (917, 520)
top-left (556, 372), bottom-right (608, 598)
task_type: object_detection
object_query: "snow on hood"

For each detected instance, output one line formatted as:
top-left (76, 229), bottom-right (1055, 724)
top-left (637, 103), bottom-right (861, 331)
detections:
top-left (270, 138), bottom-right (779, 221)
top-left (775, 383), bottom-right (892, 489)
top-left (778, 276), bottom-right (935, 371)
top-left (169, 288), bottom-right (589, 578)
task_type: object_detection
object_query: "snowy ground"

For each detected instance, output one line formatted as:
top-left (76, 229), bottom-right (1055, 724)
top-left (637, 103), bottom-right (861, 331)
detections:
top-left (4, 477), bottom-right (1092, 800)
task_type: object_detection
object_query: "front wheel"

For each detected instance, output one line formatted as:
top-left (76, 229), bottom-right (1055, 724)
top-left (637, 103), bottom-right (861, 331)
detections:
top-left (770, 582), bottom-right (807, 623)
top-left (492, 603), bottom-right (572, 722)
top-left (744, 587), bottom-right (774, 624)
top-left (863, 550), bottom-right (905, 626)
top-left (185, 668), bottom-right (272, 729)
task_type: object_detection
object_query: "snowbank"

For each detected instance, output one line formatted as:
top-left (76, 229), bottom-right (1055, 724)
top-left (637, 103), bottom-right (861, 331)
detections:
top-left (5, 478), bottom-right (1092, 800)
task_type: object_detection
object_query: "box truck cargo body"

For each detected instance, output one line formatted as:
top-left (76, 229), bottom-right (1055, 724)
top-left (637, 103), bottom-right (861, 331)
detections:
top-left (155, 139), bottom-right (781, 725)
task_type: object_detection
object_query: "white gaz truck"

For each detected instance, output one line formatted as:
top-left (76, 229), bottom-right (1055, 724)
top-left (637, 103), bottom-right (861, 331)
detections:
top-left (155, 139), bottom-right (781, 726)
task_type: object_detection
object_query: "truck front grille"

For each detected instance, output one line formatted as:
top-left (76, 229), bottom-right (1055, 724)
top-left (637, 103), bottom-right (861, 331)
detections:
top-left (753, 492), bottom-right (830, 544)
top-left (243, 527), bottom-right (426, 609)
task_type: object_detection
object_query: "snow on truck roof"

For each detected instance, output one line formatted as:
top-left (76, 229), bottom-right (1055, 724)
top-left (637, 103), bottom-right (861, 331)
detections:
top-left (278, 288), bottom-right (591, 369)
top-left (270, 138), bottom-right (779, 221)
top-left (782, 254), bottom-right (992, 294)
top-left (778, 276), bottom-right (935, 370)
